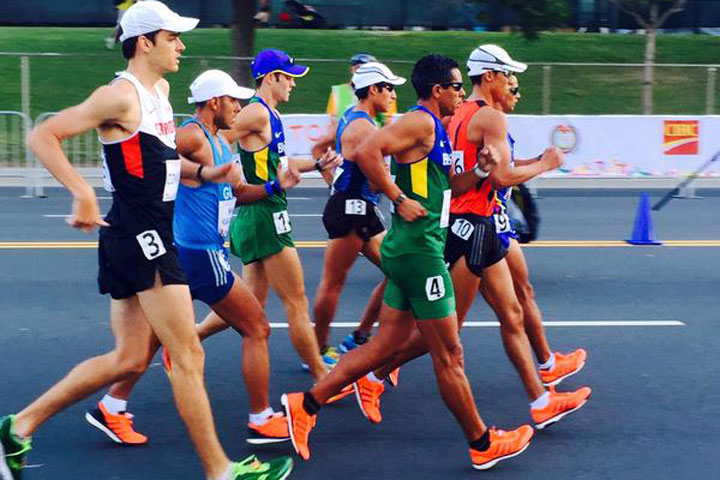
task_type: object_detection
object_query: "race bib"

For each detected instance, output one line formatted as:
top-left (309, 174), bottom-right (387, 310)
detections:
top-left (217, 198), bottom-right (236, 237)
top-left (494, 212), bottom-right (512, 234)
top-left (345, 199), bottom-right (367, 216)
top-left (389, 175), bottom-right (397, 213)
top-left (440, 189), bottom-right (451, 228)
top-left (425, 275), bottom-right (446, 301)
top-left (451, 218), bottom-right (475, 241)
top-left (101, 153), bottom-right (115, 193)
top-left (273, 210), bottom-right (292, 234)
top-left (451, 151), bottom-right (465, 175)
top-left (217, 250), bottom-right (231, 272)
top-left (279, 156), bottom-right (289, 172)
top-left (162, 159), bottom-right (181, 202)
top-left (136, 230), bottom-right (167, 260)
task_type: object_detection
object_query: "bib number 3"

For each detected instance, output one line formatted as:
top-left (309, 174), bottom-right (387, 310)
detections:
top-left (136, 230), bottom-right (167, 260)
top-left (273, 210), bottom-right (292, 235)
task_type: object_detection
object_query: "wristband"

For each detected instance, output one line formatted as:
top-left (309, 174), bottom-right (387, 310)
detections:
top-left (196, 165), bottom-right (205, 183)
top-left (264, 181), bottom-right (274, 196)
top-left (392, 193), bottom-right (407, 205)
top-left (314, 159), bottom-right (323, 171)
top-left (473, 164), bottom-right (489, 179)
top-left (271, 180), bottom-right (284, 195)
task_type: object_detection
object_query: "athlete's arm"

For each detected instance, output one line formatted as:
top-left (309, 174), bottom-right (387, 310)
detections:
top-left (449, 143), bottom-right (500, 197)
top-left (221, 103), bottom-right (267, 145)
top-left (233, 166), bottom-right (300, 203)
top-left (477, 111), bottom-right (559, 188)
top-left (289, 148), bottom-right (342, 173)
top-left (355, 112), bottom-right (428, 221)
top-left (26, 84), bottom-right (136, 232)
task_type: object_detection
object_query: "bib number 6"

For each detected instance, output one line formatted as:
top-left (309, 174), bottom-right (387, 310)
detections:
top-left (136, 230), bottom-right (167, 260)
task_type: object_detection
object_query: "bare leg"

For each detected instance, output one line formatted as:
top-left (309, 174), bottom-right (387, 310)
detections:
top-left (135, 277), bottom-right (229, 478)
top-left (505, 239), bottom-right (551, 363)
top-left (13, 296), bottom-right (157, 436)
top-left (264, 247), bottom-right (326, 381)
top-left (355, 234), bottom-right (386, 335)
top-left (107, 332), bottom-right (161, 400)
top-left (416, 315), bottom-right (486, 441)
top-left (374, 256), bottom-right (477, 379)
top-left (196, 311), bottom-right (231, 341)
top-left (482, 260), bottom-right (546, 401)
top-left (313, 234), bottom-right (364, 348)
top-left (310, 304), bottom-right (415, 403)
top-left (243, 261), bottom-right (270, 309)
top-left (210, 273), bottom-right (271, 413)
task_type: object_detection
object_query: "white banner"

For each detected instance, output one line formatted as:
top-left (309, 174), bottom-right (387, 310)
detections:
top-left (283, 114), bottom-right (720, 178)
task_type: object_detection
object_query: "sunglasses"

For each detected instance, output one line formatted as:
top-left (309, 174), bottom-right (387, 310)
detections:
top-left (509, 86), bottom-right (520, 96)
top-left (436, 82), bottom-right (464, 92)
top-left (376, 83), bottom-right (396, 92)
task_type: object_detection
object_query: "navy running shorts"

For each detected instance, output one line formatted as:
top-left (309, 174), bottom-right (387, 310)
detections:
top-left (176, 245), bottom-right (235, 305)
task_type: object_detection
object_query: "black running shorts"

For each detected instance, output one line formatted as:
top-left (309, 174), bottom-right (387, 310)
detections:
top-left (444, 213), bottom-right (507, 277)
top-left (322, 192), bottom-right (385, 242)
top-left (98, 229), bottom-right (187, 300)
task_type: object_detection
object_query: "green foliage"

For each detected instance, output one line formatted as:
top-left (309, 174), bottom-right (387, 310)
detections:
top-left (473, 0), bottom-right (571, 39)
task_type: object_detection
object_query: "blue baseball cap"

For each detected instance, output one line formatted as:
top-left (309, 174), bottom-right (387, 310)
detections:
top-left (251, 49), bottom-right (309, 80)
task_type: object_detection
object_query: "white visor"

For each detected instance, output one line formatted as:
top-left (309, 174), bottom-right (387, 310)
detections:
top-left (187, 70), bottom-right (255, 103)
top-left (119, 1), bottom-right (199, 42)
top-left (467, 44), bottom-right (527, 76)
top-left (351, 62), bottom-right (406, 91)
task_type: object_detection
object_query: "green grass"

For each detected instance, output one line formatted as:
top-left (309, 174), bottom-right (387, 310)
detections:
top-left (1, 27), bottom-right (719, 117)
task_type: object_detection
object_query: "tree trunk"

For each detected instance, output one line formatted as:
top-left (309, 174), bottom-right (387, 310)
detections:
top-left (231, 0), bottom-right (256, 87)
top-left (642, 3), bottom-right (659, 114)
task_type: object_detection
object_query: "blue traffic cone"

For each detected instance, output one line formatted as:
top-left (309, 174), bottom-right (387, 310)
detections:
top-left (626, 193), bottom-right (661, 245)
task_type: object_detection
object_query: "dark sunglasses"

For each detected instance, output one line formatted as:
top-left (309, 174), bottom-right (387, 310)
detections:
top-left (376, 83), bottom-right (396, 92)
top-left (435, 82), bottom-right (463, 92)
top-left (509, 86), bottom-right (520, 96)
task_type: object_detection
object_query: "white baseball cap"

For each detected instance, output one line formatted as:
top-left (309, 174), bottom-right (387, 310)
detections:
top-left (467, 44), bottom-right (527, 76)
top-left (187, 70), bottom-right (255, 104)
top-left (351, 62), bottom-right (406, 91)
top-left (119, 1), bottom-right (199, 42)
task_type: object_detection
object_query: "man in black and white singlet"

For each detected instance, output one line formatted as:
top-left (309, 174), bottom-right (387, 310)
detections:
top-left (1, 2), bottom-right (293, 480)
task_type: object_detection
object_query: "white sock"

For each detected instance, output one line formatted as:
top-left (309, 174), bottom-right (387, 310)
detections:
top-left (530, 391), bottom-right (550, 410)
top-left (248, 407), bottom-right (275, 425)
top-left (210, 463), bottom-right (233, 480)
top-left (539, 352), bottom-right (556, 371)
top-left (367, 372), bottom-right (384, 384)
top-left (101, 394), bottom-right (127, 415)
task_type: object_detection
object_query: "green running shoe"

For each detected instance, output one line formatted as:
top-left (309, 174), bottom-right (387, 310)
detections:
top-left (1, 415), bottom-right (32, 480)
top-left (231, 455), bottom-right (293, 480)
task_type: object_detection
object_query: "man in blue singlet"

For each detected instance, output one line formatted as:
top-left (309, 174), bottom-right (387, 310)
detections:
top-left (312, 62), bottom-right (406, 404)
top-left (88, 70), bottom-right (300, 447)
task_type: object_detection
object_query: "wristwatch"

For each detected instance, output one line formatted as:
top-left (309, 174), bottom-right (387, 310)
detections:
top-left (393, 193), bottom-right (407, 205)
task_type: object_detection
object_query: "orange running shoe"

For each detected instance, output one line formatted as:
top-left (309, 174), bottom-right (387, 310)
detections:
top-left (386, 368), bottom-right (400, 388)
top-left (326, 384), bottom-right (355, 404)
top-left (85, 402), bottom-right (148, 445)
top-left (353, 375), bottom-right (384, 423)
top-left (281, 393), bottom-right (316, 461)
top-left (539, 349), bottom-right (587, 387)
top-left (162, 347), bottom-right (172, 378)
top-left (531, 386), bottom-right (592, 429)
top-left (247, 412), bottom-right (291, 445)
top-left (469, 425), bottom-right (534, 470)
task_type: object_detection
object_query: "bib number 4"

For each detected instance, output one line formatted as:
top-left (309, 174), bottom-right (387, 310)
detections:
top-left (425, 275), bottom-right (446, 302)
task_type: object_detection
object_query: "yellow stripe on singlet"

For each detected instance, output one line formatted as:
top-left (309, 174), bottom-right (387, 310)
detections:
top-left (254, 147), bottom-right (269, 181)
top-left (410, 158), bottom-right (428, 198)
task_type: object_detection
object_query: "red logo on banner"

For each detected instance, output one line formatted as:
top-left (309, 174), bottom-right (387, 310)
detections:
top-left (663, 120), bottom-right (698, 155)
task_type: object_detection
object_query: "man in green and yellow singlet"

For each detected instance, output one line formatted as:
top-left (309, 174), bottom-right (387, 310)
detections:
top-left (206, 49), bottom-right (341, 382)
top-left (281, 54), bottom-right (534, 472)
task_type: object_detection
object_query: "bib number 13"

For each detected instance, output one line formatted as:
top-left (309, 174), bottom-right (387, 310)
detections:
top-left (273, 210), bottom-right (292, 235)
top-left (136, 230), bottom-right (167, 260)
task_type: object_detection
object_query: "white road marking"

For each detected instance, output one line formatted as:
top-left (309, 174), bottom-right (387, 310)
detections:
top-left (268, 320), bottom-right (685, 328)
